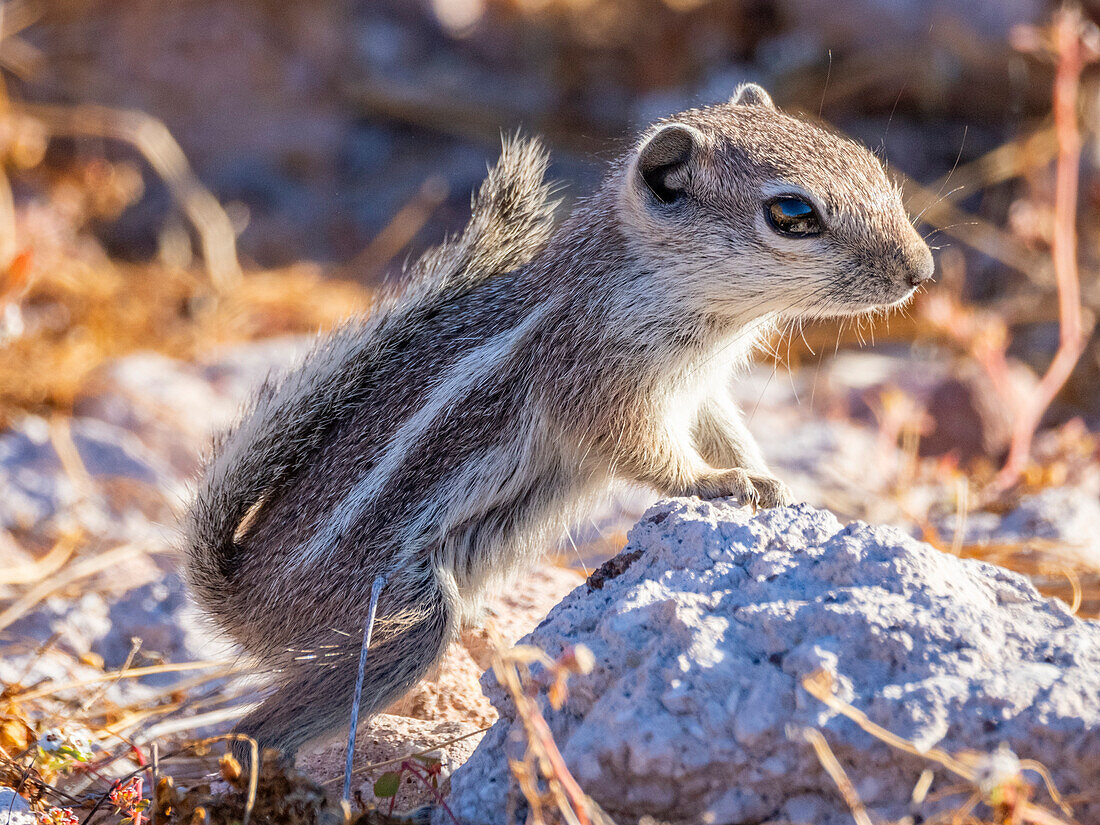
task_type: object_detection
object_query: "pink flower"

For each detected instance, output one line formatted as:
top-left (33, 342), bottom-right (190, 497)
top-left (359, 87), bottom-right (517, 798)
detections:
top-left (38, 808), bottom-right (79, 825)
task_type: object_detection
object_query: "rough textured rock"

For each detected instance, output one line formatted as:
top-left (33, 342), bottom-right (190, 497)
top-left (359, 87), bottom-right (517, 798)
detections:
top-left (444, 499), bottom-right (1100, 825)
top-left (0, 789), bottom-right (36, 825)
top-left (0, 809), bottom-right (33, 825)
top-left (0, 787), bottom-right (31, 816)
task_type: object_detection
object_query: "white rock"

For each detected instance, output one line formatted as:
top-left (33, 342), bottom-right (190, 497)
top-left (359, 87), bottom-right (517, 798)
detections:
top-left (443, 499), bottom-right (1100, 825)
top-left (0, 788), bottom-right (34, 825)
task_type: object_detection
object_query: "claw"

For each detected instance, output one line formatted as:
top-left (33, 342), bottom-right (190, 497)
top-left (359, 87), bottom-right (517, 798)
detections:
top-left (745, 474), bottom-right (793, 509)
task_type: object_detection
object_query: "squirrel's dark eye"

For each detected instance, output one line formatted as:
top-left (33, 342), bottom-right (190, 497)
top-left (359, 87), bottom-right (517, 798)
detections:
top-left (766, 196), bottom-right (823, 237)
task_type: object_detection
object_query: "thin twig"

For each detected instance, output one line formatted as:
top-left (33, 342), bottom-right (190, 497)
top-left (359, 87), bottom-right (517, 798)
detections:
top-left (490, 644), bottom-right (598, 825)
top-left (343, 573), bottom-right (387, 803)
top-left (13, 659), bottom-right (235, 701)
top-left (80, 638), bottom-right (141, 712)
top-left (996, 7), bottom-right (1098, 489)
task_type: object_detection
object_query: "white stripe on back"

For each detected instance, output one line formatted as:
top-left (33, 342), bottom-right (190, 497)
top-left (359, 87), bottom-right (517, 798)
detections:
top-left (293, 301), bottom-right (551, 568)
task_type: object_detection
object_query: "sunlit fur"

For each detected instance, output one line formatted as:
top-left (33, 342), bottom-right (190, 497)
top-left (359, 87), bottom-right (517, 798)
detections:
top-left (184, 83), bottom-right (933, 760)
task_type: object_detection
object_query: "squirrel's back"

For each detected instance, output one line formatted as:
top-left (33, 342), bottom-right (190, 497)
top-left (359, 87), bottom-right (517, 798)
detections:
top-left (185, 136), bottom-right (558, 642)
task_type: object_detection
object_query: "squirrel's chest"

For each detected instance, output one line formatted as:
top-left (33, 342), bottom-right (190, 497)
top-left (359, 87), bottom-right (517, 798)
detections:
top-left (652, 369), bottom-right (726, 436)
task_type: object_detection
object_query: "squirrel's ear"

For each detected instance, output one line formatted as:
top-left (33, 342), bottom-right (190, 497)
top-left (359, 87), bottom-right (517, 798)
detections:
top-left (731, 82), bottom-right (774, 109)
top-left (636, 123), bottom-right (702, 204)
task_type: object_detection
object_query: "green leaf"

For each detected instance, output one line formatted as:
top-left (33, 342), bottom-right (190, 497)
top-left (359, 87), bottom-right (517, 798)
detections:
top-left (373, 771), bottom-right (401, 798)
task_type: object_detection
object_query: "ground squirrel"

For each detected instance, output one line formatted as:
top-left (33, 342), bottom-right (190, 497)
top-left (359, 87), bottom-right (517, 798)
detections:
top-left (185, 83), bottom-right (933, 760)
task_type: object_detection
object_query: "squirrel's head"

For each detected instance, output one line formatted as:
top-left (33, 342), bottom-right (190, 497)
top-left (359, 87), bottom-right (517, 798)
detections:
top-left (618, 83), bottom-right (933, 322)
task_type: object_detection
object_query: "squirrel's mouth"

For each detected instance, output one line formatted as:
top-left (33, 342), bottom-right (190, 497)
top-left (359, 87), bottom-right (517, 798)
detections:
top-left (815, 280), bottom-right (921, 318)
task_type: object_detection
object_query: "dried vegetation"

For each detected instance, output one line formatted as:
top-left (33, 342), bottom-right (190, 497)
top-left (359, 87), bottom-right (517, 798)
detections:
top-left (1, 1), bottom-right (1099, 824)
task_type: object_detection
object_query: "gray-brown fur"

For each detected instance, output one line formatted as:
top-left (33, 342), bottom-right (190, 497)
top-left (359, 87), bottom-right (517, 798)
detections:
top-left (184, 83), bottom-right (933, 760)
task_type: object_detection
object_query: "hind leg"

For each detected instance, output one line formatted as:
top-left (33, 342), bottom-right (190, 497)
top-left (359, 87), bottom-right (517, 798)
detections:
top-left (231, 572), bottom-right (454, 765)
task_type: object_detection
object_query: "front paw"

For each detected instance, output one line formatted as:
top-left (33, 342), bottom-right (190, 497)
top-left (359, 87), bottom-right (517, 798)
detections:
top-left (748, 474), bottom-right (794, 509)
top-left (689, 469), bottom-right (793, 510)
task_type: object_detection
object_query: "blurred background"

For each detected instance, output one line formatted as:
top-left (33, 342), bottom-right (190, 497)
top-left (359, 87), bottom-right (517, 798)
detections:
top-left (1, 0), bottom-right (1100, 805)
top-left (18, 0), bottom-right (1089, 265)
top-left (0, 1), bottom-right (1098, 590)
top-left (2, 0), bottom-right (1098, 470)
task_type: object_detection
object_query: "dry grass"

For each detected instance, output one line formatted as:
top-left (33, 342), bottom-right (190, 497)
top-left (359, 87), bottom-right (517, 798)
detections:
top-left (486, 640), bottom-right (610, 825)
top-left (801, 670), bottom-right (1084, 825)
top-left (0, 259), bottom-right (370, 427)
top-left (0, 89), bottom-right (371, 427)
top-left (1, 6), bottom-right (1098, 825)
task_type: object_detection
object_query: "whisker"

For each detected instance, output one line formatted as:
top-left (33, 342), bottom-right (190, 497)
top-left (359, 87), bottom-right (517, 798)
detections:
top-left (913, 126), bottom-right (969, 224)
top-left (913, 185), bottom-right (967, 226)
top-left (882, 80), bottom-right (908, 157)
top-left (819, 49), bottom-right (833, 119)
top-left (798, 317), bottom-right (816, 356)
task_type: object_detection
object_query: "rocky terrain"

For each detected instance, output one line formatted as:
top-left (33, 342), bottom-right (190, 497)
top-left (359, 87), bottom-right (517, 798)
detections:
top-left (1, 3), bottom-right (1098, 822)
top-left (445, 498), bottom-right (1100, 824)
top-left (2, 337), bottom-right (1099, 820)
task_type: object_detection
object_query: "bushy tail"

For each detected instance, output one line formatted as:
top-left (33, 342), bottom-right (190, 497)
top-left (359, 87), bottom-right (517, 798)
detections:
top-left (406, 133), bottom-right (558, 295)
top-left (184, 135), bottom-right (557, 623)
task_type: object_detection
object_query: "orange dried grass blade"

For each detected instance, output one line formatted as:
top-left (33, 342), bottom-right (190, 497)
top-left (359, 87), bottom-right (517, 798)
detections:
top-left (491, 645), bottom-right (598, 825)
top-left (801, 728), bottom-right (873, 825)
top-left (802, 670), bottom-right (975, 781)
top-left (0, 249), bottom-right (31, 299)
top-left (0, 530), bottom-right (78, 585)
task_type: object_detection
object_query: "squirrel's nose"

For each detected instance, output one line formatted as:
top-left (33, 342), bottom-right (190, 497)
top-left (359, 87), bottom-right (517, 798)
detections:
top-left (906, 244), bottom-right (935, 287)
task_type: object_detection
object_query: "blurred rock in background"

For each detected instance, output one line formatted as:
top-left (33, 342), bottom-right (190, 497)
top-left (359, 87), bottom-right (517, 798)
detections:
top-left (20, 0), bottom-right (1060, 262)
top-left (16, 0), bottom-right (1098, 440)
